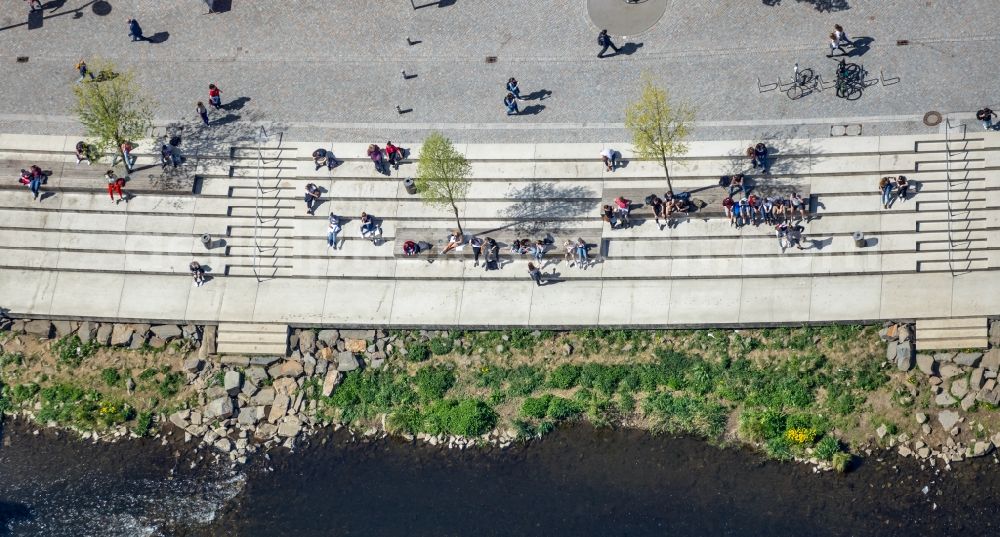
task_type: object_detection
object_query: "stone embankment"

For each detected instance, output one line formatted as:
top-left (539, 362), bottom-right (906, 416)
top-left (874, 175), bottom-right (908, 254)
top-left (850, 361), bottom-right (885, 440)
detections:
top-left (878, 320), bottom-right (1000, 468)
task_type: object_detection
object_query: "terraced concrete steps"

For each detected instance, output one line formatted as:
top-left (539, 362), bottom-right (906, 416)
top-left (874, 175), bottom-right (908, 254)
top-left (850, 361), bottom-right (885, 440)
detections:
top-left (915, 317), bottom-right (988, 350)
top-left (216, 322), bottom-right (289, 355)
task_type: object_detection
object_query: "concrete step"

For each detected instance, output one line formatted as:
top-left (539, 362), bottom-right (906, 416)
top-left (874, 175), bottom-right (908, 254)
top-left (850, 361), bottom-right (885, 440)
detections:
top-left (917, 317), bottom-right (987, 330)
top-left (216, 322), bottom-right (289, 355)
top-left (915, 316), bottom-right (989, 350)
top-left (915, 337), bottom-right (989, 350)
top-left (915, 258), bottom-right (989, 272)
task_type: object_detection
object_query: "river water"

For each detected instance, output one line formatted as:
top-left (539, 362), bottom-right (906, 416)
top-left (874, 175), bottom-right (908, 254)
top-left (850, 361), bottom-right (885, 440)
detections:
top-left (2, 418), bottom-right (999, 536)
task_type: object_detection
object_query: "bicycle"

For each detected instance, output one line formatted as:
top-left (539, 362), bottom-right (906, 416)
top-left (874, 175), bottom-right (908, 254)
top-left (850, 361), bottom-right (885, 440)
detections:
top-left (786, 63), bottom-right (817, 100)
top-left (834, 59), bottom-right (863, 100)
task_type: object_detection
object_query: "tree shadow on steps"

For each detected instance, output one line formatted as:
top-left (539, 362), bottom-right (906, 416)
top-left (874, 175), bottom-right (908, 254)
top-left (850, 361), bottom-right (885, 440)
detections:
top-left (499, 182), bottom-right (598, 234)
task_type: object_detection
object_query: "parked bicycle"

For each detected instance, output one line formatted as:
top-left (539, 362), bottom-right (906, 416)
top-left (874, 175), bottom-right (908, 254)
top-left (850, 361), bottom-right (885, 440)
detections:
top-left (786, 63), bottom-right (817, 100)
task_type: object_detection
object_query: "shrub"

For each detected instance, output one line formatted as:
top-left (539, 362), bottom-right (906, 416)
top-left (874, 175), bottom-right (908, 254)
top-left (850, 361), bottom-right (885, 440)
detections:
top-left (387, 407), bottom-right (424, 434)
top-left (738, 408), bottom-right (786, 443)
top-left (429, 337), bottom-right (453, 356)
top-left (618, 392), bottom-right (637, 414)
top-left (406, 342), bottom-right (431, 362)
top-left (764, 436), bottom-right (793, 460)
top-left (784, 427), bottom-right (818, 445)
top-left (11, 383), bottom-right (40, 403)
top-left (52, 335), bottom-right (100, 367)
top-left (546, 396), bottom-right (582, 421)
top-left (547, 364), bottom-right (581, 389)
top-left (133, 410), bottom-right (154, 436)
top-left (424, 398), bottom-right (497, 437)
top-left (327, 369), bottom-right (417, 424)
top-left (139, 368), bottom-right (159, 381)
top-left (521, 395), bottom-right (553, 419)
top-left (0, 351), bottom-right (24, 367)
top-left (97, 399), bottom-right (135, 426)
top-left (157, 371), bottom-right (184, 398)
top-left (831, 451), bottom-right (852, 473)
top-left (644, 392), bottom-right (727, 438)
top-left (413, 366), bottom-right (456, 401)
top-left (814, 436), bottom-right (841, 461)
top-left (100, 368), bottom-right (122, 387)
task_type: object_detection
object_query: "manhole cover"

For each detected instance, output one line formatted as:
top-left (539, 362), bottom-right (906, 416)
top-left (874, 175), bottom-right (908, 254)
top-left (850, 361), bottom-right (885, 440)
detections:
top-left (587, 0), bottom-right (668, 36)
top-left (485, 56), bottom-right (497, 64)
top-left (16, 57), bottom-right (28, 63)
top-left (923, 111), bottom-right (942, 126)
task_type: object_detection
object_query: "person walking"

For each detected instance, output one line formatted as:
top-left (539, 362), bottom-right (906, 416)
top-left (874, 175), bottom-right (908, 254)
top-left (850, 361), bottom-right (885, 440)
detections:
top-left (75, 59), bottom-right (95, 83)
top-left (506, 78), bottom-right (525, 101)
top-left (598, 29), bottom-right (619, 58)
top-left (504, 93), bottom-right (519, 115)
top-left (327, 214), bottom-right (341, 249)
top-left (208, 84), bottom-right (223, 109)
top-left (977, 107), bottom-right (996, 131)
top-left (119, 140), bottom-right (134, 171)
top-left (827, 32), bottom-right (847, 57)
top-left (127, 18), bottom-right (145, 42)
top-left (75, 141), bottom-right (91, 165)
top-left (105, 170), bottom-right (126, 203)
top-left (304, 183), bottom-right (321, 215)
top-left (470, 236), bottom-right (483, 267)
top-left (26, 0), bottom-right (42, 12)
top-left (527, 262), bottom-right (544, 286)
top-left (833, 24), bottom-right (853, 47)
top-left (196, 102), bottom-right (209, 126)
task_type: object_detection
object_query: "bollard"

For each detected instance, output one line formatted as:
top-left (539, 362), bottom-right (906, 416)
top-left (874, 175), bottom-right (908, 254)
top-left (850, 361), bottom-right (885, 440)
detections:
top-left (201, 233), bottom-right (212, 249)
top-left (403, 177), bottom-right (417, 195)
top-left (852, 231), bottom-right (865, 248)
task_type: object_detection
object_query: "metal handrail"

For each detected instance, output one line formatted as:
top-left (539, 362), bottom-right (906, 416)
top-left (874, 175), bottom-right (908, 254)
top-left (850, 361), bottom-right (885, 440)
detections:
top-left (252, 126), bottom-right (268, 282)
top-left (944, 119), bottom-right (954, 274)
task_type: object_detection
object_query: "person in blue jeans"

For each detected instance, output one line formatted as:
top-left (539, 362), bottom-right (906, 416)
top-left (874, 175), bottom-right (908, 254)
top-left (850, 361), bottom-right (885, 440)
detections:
top-left (977, 108), bottom-right (995, 131)
top-left (879, 176), bottom-right (894, 209)
top-left (27, 166), bottom-right (43, 201)
top-left (597, 30), bottom-right (620, 58)
top-left (327, 214), bottom-right (341, 249)
top-left (504, 93), bottom-right (519, 115)
top-left (575, 238), bottom-right (589, 268)
top-left (506, 78), bottom-right (525, 101)
top-left (531, 240), bottom-right (545, 265)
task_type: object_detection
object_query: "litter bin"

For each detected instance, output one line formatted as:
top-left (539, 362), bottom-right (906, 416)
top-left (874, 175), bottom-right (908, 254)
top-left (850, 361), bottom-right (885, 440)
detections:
top-left (201, 233), bottom-right (212, 249)
top-left (403, 177), bottom-right (417, 195)
top-left (852, 231), bottom-right (865, 248)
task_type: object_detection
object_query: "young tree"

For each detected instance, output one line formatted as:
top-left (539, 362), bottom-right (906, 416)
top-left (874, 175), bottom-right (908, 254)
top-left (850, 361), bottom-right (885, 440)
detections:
top-left (415, 131), bottom-right (471, 235)
top-left (72, 58), bottom-right (154, 168)
top-left (624, 74), bottom-right (694, 194)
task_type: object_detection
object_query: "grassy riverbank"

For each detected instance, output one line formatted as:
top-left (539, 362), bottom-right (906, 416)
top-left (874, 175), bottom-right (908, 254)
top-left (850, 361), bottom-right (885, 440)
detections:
top-left (304, 325), bottom-right (890, 469)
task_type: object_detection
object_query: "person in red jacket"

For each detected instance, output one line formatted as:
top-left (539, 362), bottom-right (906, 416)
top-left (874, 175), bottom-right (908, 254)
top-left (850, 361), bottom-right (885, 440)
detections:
top-left (385, 141), bottom-right (404, 170)
top-left (208, 84), bottom-right (223, 109)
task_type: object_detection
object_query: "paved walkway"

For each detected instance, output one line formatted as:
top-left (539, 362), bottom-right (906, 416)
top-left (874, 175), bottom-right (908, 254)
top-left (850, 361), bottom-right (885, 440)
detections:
top-left (0, 131), bottom-right (997, 328)
top-left (0, 1), bottom-right (997, 142)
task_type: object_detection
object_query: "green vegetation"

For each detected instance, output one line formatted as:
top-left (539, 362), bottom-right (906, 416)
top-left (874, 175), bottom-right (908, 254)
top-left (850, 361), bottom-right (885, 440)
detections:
top-left (100, 367), bottom-right (121, 387)
top-left (414, 131), bottom-right (472, 235)
top-left (52, 335), bottom-right (100, 367)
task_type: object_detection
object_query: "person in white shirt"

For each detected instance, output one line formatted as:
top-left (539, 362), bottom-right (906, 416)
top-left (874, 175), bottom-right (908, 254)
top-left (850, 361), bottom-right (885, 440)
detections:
top-left (601, 148), bottom-right (618, 172)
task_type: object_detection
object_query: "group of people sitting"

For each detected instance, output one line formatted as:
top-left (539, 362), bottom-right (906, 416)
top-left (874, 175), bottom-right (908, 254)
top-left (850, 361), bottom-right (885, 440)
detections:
top-left (17, 166), bottom-right (45, 201)
top-left (311, 142), bottom-right (406, 175)
top-left (601, 193), bottom-right (693, 230)
top-left (878, 175), bottom-right (910, 209)
top-left (722, 191), bottom-right (807, 228)
top-left (399, 231), bottom-right (593, 270)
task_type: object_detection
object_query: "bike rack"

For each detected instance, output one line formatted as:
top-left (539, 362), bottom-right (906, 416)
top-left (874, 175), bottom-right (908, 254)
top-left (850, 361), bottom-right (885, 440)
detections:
top-left (814, 74), bottom-right (836, 91)
top-left (757, 77), bottom-right (778, 93)
top-left (880, 70), bottom-right (900, 86)
top-left (777, 76), bottom-right (797, 92)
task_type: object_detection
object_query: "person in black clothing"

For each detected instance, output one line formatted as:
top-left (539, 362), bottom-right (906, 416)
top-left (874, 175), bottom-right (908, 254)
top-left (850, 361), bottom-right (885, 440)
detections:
top-left (977, 108), bottom-right (996, 131)
top-left (598, 30), bottom-right (619, 58)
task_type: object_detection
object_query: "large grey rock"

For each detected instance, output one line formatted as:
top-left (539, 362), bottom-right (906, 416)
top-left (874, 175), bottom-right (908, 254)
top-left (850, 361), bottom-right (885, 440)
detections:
top-left (268, 360), bottom-right (304, 379)
top-left (339, 329), bottom-right (376, 341)
top-left (938, 410), bottom-right (960, 431)
top-left (129, 330), bottom-right (148, 349)
top-left (198, 325), bottom-right (217, 359)
top-left (970, 441), bottom-right (995, 458)
top-left (939, 363), bottom-right (963, 379)
top-left (77, 321), bottom-right (97, 343)
top-left (214, 438), bottom-right (233, 453)
top-left (954, 352), bottom-right (982, 367)
top-left (268, 394), bottom-right (290, 423)
top-left (915, 412), bottom-right (928, 424)
top-left (299, 331), bottom-right (317, 354)
top-left (52, 320), bottom-right (75, 337)
top-left (110, 324), bottom-right (134, 346)
top-left (950, 378), bottom-right (969, 399)
top-left (255, 423), bottom-right (278, 440)
top-left (935, 392), bottom-right (957, 407)
top-left (169, 410), bottom-right (190, 429)
top-left (897, 324), bottom-right (912, 342)
top-left (246, 366), bottom-right (268, 385)
top-left (982, 349), bottom-right (1000, 372)
top-left (248, 355), bottom-right (282, 367)
top-left (934, 352), bottom-right (956, 363)
top-left (303, 354), bottom-right (316, 376)
top-left (252, 387), bottom-right (275, 406)
top-left (916, 354), bottom-right (936, 376)
top-left (315, 357), bottom-right (329, 375)
top-left (95, 323), bottom-right (113, 345)
top-left (224, 370), bottom-right (242, 396)
top-left (151, 324), bottom-right (183, 340)
top-left (991, 320), bottom-right (1000, 346)
top-left (277, 418), bottom-right (302, 437)
top-left (317, 329), bottom-right (340, 346)
top-left (336, 351), bottom-right (360, 372)
top-left (221, 355), bottom-right (250, 367)
top-left (885, 340), bottom-right (898, 361)
top-left (971, 368), bottom-right (985, 390)
top-left (272, 377), bottom-right (297, 395)
top-left (24, 320), bottom-right (53, 338)
top-left (960, 392), bottom-right (977, 411)
top-left (204, 397), bottom-right (235, 419)
top-left (182, 357), bottom-right (204, 373)
top-left (237, 408), bottom-right (260, 426)
top-left (895, 341), bottom-right (914, 371)
top-left (321, 370), bottom-right (342, 397)
top-left (977, 387), bottom-right (1000, 406)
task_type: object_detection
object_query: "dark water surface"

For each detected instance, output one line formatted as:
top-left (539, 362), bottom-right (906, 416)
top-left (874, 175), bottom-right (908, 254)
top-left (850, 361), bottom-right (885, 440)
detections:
top-left (3, 419), bottom-right (1000, 536)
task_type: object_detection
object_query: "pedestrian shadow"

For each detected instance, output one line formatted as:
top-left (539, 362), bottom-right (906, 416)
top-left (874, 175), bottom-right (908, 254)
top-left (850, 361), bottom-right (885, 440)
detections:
top-left (42, 0), bottom-right (68, 9)
top-left (617, 42), bottom-right (644, 56)
top-left (147, 31), bottom-right (169, 44)
top-left (524, 89), bottom-right (552, 101)
top-left (846, 37), bottom-right (873, 58)
top-left (519, 104), bottom-right (545, 116)
top-left (808, 236), bottom-right (834, 250)
top-left (2, 0), bottom-right (100, 32)
top-left (39, 191), bottom-right (56, 202)
top-left (213, 114), bottom-right (240, 126)
top-left (223, 97), bottom-right (251, 111)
